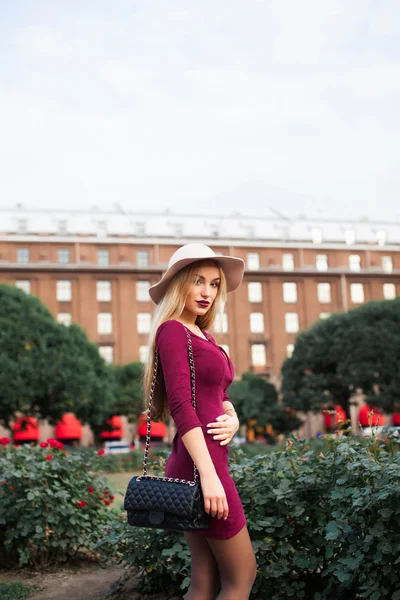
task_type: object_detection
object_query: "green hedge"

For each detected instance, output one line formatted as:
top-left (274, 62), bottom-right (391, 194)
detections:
top-left (97, 433), bottom-right (400, 599)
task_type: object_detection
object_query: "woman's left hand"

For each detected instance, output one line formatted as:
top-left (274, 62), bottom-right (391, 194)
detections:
top-left (207, 414), bottom-right (240, 446)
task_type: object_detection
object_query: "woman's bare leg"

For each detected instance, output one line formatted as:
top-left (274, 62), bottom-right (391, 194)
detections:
top-left (183, 532), bottom-right (220, 600)
top-left (206, 526), bottom-right (256, 600)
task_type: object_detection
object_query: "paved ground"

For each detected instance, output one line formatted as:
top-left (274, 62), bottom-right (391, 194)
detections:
top-left (0, 562), bottom-right (181, 600)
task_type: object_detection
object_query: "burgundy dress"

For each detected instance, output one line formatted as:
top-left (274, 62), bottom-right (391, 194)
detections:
top-left (155, 319), bottom-right (246, 539)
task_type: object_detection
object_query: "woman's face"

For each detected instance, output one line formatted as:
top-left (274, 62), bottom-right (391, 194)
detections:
top-left (183, 262), bottom-right (221, 318)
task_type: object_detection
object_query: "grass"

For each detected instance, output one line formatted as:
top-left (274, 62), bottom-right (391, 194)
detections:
top-left (0, 582), bottom-right (40, 600)
top-left (105, 470), bottom-right (141, 504)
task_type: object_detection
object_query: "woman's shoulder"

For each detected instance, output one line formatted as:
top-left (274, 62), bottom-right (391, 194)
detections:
top-left (156, 319), bottom-right (186, 340)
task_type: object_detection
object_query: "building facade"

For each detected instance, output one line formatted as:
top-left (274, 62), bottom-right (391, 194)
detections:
top-left (1, 206), bottom-right (399, 386)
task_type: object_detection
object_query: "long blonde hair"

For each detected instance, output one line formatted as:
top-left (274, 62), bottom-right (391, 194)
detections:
top-left (144, 259), bottom-right (227, 420)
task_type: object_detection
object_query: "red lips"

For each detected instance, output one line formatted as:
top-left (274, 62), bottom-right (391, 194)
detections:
top-left (196, 301), bottom-right (209, 307)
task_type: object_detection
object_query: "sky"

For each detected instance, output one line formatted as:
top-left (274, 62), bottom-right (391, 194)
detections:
top-left (0, 0), bottom-right (399, 220)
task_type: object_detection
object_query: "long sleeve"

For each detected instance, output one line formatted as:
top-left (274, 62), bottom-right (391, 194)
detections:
top-left (155, 320), bottom-right (202, 437)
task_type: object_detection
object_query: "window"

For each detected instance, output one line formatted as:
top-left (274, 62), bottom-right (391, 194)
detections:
top-left (319, 312), bottom-right (331, 320)
top-left (285, 313), bottom-right (299, 333)
top-left (98, 313), bottom-right (113, 334)
top-left (15, 280), bottom-right (31, 294)
top-left (350, 283), bottom-right (364, 304)
top-left (96, 221), bottom-right (107, 237)
top-left (17, 219), bottom-right (28, 233)
top-left (209, 223), bottom-right (220, 237)
top-left (97, 281), bottom-right (112, 302)
top-left (136, 222), bottom-right (146, 236)
top-left (137, 250), bottom-right (149, 267)
top-left (248, 282), bottom-right (262, 303)
top-left (220, 344), bottom-right (230, 356)
top-left (283, 282), bottom-right (297, 303)
top-left (214, 313), bottom-right (228, 334)
top-left (250, 312), bottom-right (264, 333)
top-left (251, 344), bottom-right (266, 366)
top-left (382, 256), bottom-right (393, 273)
top-left (345, 229), bottom-right (355, 245)
top-left (318, 283), bottom-right (331, 303)
top-left (173, 223), bottom-right (183, 236)
top-left (99, 346), bottom-right (113, 363)
top-left (383, 283), bottom-right (396, 300)
top-left (136, 281), bottom-right (150, 301)
top-left (58, 220), bottom-right (68, 234)
top-left (137, 313), bottom-right (151, 334)
top-left (286, 344), bottom-right (294, 358)
top-left (247, 252), bottom-right (260, 270)
top-left (139, 345), bottom-right (149, 363)
top-left (57, 313), bottom-right (72, 326)
top-left (97, 249), bottom-right (110, 266)
top-left (282, 253), bottom-right (294, 271)
top-left (17, 248), bottom-right (30, 264)
top-left (376, 230), bottom-right (387, 246)
top-left (58, 249), bottom-right (70, 264)
top-left (349, 255), bottom-right (361, 272)
top-left (311, 228), bottom-right (323, 244)
top-left (56, 280), bottom-right (72, 302)
top-left (316, 254), bottom-right (328, 271)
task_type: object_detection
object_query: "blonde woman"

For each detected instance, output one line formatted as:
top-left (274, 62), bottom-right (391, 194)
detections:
top-left (145, 243), bottom-right (256, 600)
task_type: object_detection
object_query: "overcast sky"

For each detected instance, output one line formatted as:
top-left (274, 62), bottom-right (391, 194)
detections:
top-left (1, 1), bottom-right (399, 220)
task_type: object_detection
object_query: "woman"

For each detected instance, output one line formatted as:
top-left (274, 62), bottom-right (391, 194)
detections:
top-left (144, 243), bottom-right (257, 600)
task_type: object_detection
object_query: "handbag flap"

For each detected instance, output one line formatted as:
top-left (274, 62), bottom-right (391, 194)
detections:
top-left (124, 476), bottom-right (201, 518)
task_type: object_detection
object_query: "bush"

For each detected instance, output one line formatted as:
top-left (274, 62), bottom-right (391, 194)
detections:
top-left (95, 446), bottom-right (170, 474)
top-left (98, 433), bottom-right (400, 599)
top-left (0, 439), bottom-right (117, 567)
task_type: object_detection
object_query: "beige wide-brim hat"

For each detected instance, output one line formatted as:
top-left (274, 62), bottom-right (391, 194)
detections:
top-left (149, 243), bottom-right (245, 304)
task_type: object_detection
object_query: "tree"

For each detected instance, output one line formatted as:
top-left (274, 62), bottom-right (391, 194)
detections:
top-left (228, 372), bottom-right (303, 437)
top-left (110, 361), bottom-right (145, 423)
top-left (281, 298), bottom-right (400, 416)
top-left (0, 284), bottom-right (115, 440)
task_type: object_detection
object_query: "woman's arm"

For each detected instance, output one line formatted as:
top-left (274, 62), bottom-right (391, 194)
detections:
top-left (181, 427), bottom-right (228, 520)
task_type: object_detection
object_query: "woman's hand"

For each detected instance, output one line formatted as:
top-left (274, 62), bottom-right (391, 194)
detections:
top-left (200, 472), bottom-right (229, 519)
top-left (207, 413), bottom-right (240, 446)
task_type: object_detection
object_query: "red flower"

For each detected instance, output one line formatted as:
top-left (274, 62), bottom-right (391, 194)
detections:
top-left (40, 442), bottom-right (49, 448)
top-left (97, 449), bottom-right (105, 456)
top-left (77, 500), bottom-right (87, 508)
top-left (0, 437), bottom-right (11, 445)
top-left (103, 490), bottom-right (109, 495)
top-left (48, 439), bottom-right (64, 449)
top-left (46, 455), bottom-right (53, 461)
top-left (87, 486), bottom-right (95, 493)
top-left (110, 495), bottom-right (115, 501)
top-left (104, 499), bottom-right (111, 506)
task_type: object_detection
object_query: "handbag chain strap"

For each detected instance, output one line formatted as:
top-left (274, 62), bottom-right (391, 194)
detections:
top-left (139, 326), bottom-right (198, 486)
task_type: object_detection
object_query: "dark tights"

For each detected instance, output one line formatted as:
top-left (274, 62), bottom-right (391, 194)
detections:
top-left (183, 526), bottom-right (256, 600)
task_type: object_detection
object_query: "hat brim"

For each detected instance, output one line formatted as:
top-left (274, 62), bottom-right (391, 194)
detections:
top-left (149, 255), bottom-right (245, 304)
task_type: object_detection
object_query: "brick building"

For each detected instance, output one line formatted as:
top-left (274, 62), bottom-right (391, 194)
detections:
top-left (0, 205), bottom-right (399, 441)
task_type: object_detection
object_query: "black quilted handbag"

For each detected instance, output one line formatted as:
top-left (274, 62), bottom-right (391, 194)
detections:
top-left (124, 327), bottom-right (211, 531)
